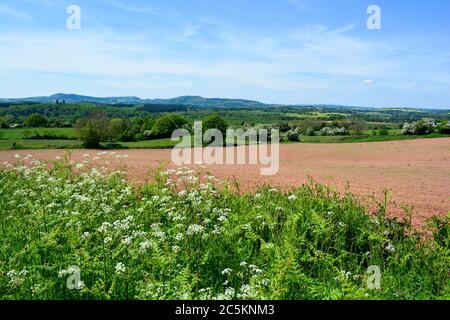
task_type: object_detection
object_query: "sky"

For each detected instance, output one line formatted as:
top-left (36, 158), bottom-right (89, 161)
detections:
top-left (0, 0), bottom-right (450, 108)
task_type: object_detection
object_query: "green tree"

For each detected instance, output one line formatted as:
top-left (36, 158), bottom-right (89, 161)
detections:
top-left (0, 116), bottom-right (11, 128)
top-left (278, 122), bottom-right (291, 133)
top-left (350, 120), bottom-right (368, 135)
top-left (202, 114), bottom-right (228, 138)
top-left (25, 114), bottom-right (48, 127)
top-left (75, 111), bottom-right (115, 148)
top-left (298, 119), bottom-right (321, 134)
top-left (77, 121), bottom-right (102, 148)
top-left (152, 115), bottom-right (188, 137)
top-left (110, 118), bottom-right (126, 138)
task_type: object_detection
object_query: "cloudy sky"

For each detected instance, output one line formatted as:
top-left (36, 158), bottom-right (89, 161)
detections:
top-left (0, 0), bottom-right (450, 108)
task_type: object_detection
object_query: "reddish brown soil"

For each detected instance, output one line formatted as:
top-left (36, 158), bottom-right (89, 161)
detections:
top-left (1, 138), bottom-right (449, 227)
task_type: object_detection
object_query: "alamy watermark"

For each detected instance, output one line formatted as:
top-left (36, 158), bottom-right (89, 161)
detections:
top-left (171, 122), bottom-right (280, 176)
top-left (367, 5), bottom-right (381, 30)
top-left (59, 265), bottom-right (84, 290)
top-left (66, 5), bottom-right (81, 30)
top-left (366, 265), bottom-right (381, 290)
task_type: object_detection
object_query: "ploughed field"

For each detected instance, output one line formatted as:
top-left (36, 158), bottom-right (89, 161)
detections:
top-left (1, 138), bottom-right (449, 226)
top-left (1, 138), bottom-right (449, 300)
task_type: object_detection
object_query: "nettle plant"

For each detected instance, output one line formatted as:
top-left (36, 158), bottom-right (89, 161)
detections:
top-left (0, 154), bottom-right (448, 300)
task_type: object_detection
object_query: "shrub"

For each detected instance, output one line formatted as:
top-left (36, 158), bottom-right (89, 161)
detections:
top-left (436, 120), bottom-right (450, 134)
top-left (286, 128), bottom-right (301, 142)
top-left (402, 119), bottom-right (435, 135)
top-left (278, 122), bottom-right (291, 133)
top-left (305, 127), bottom-right (315, 136)
top-left (320, 127), bottom-right (348, 136)
top-left (118, 130), bottom-right (136, 142)
top-left (24, 131), bottom-right (72, 140)
top-left (378, 128), bottom-right (389, 136)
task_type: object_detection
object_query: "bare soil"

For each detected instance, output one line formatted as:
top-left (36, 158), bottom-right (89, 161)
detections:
top-left (1, 138), bottom-right (449, 227)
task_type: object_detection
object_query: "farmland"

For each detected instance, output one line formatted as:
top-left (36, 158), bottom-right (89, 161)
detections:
top-left (1, 99), bottom-right (450, 151)
top-left (2, 138), bottom-right (449, 227)
top-left (0, 100), bottom-right (449, 301)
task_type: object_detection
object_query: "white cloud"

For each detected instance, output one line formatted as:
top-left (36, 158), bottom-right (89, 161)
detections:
top-left (0, 4), bottom-right (32, 20)
top-left (287, 0), bottom-right (313, 11)
top-left (111, 2), bottom-right (157, 15)
top-left (0, 20), bottom-right (449, 106)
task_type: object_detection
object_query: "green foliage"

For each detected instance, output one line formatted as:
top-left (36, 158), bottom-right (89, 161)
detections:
top-left (0, 103), bottom-right (143, 125)
top-left (202, 114), bottom-right (229, 138)
top-left (78, 121), bottom-right (102, 148)
top-left (0, 128), bottom-right (76, 140)
top-left (350, 120), bottom-right (368, 135)
top-left (286, 128), bottom-right (301, 142)
top-left (402, 119), bottom-right (435, 135)
top-left (377, 127), bottom-right (390, 136)
top-left (118, 130), bottom-right (137, 142)
top-left (25, 114), bottom-right (48, 128)
top-left (0, 102), bottom-right (449, 148)
top-left (151, 115), bottom-right (188, 138)
top-left (436, 120), bottom-right (450, 134)
top-left (0, 158), bottom-right (448, 300)
top-left (75, 111), bottom-right (121, 148)
top-left (277, 122), bottom-right (291, 133)
top-left (0, 116), bottom-right (11, 129)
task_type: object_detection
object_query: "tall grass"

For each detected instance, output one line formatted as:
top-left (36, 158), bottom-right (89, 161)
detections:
top-left (0, 155), bottom-right (448, 300)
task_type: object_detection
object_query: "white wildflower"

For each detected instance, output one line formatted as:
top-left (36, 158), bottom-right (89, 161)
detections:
top-left (174, 233), bottom-right (183, 241)
top-left (115, 262), bottom-right (126, 275)
top-left (121, 236), bottom-right (132, 246)
top-left (222, 268), bottom-right (232, 275)
top-left (139, 240), bottom-right (151, 253)
top-left (385, 241), bottom-right (396, 253)
top-left (187, 224), bottom-right (205, 235)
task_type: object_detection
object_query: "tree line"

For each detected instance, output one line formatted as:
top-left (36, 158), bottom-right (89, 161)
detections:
top-left (75, 110), bottom-right (228, 148)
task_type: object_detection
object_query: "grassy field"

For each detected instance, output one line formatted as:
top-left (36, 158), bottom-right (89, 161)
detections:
top-left (0, 128), bottom-right (77, 140)
top-left (0, 158), bottom-right (448, 300)
top-left (299, 133), bottom-right (450, 144)
top-left (0, 140), bottom-right (82, 150)
top-left (0, 128), bottom-right (449, 150)
top-left (121, 138), bottom-right (181, 149)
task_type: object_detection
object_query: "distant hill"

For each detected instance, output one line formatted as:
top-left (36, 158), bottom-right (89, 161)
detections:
top-left (146, 96), bottom-right (265, 108)
top-left (0, 94), bottom-right (267, 108)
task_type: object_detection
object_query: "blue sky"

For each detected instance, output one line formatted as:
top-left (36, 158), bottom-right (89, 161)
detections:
top-left (0, 0), bottom-right (449, 108)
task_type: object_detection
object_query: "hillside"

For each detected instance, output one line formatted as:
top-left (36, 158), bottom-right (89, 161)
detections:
top-left (0, 94), bottom-right (267, 108)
